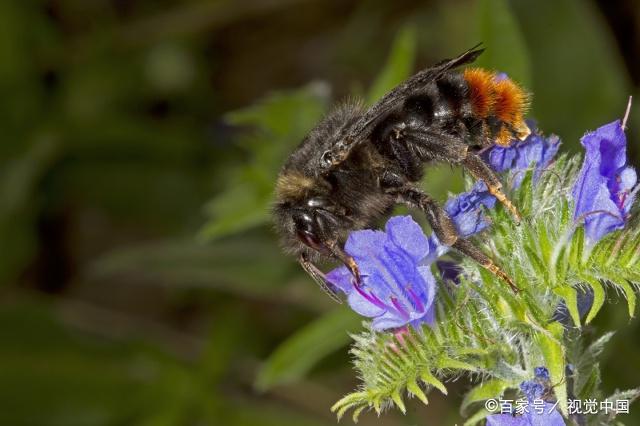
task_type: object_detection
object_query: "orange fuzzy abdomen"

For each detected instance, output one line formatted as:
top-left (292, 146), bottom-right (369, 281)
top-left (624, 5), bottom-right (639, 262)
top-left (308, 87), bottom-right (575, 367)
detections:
top-left (463, 68), bottom-right (530, 146)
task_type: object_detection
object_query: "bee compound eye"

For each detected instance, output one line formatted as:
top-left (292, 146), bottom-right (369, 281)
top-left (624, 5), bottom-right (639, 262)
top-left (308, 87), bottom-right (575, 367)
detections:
top-left (293, 211), bottom-right (315, 229)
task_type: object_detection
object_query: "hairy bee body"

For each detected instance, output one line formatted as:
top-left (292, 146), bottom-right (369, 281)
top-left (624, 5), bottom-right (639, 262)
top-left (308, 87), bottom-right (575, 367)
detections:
top-left (273, 47), bottom-right (528, 296)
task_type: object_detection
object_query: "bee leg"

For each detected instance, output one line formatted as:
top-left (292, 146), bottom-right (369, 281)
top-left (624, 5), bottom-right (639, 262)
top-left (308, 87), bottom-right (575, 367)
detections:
top-left (298, 253), bottom-right (343, 303)
top-left (461, 152), bottom-right (521, 223)
top-left (402, 129), bottom-right (521, 222)
top-left (327, 242), bottom-right (362, 284)
top-left (451, 239), bottom-right (520, 293)
top-left (401, 188), bottom-right (460, 246)
top-left (400, 187), bottom-right (518, 293)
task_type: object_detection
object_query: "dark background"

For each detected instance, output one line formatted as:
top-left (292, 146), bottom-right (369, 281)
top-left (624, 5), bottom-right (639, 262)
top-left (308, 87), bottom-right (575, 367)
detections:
top-left (1, 0), bottom-right (639, 425)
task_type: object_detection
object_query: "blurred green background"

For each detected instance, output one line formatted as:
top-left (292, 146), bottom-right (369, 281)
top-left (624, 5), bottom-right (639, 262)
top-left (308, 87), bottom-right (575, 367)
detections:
top-left (1, 0), bottom-right (639, 425)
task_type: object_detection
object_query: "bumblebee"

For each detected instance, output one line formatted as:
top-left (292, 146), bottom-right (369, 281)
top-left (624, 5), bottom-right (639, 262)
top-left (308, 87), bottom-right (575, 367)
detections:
top-left (273, 46), bottom-right (529, 300)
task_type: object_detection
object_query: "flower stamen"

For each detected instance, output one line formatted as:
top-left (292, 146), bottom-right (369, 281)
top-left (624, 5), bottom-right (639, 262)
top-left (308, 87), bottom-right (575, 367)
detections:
top-left (406, 285), bottom-right (425, 313)
top-left (351, 279), bottom-right (389, 310)
top-left (390, 296), bottom-right (410, 320)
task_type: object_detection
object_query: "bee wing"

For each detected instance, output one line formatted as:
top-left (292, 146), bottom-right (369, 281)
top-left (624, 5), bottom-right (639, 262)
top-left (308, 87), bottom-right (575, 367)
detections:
top-left (322, 44), bottom-right (484, 170)
top-left (299, 255), bottom-right (343, 304)
top-left (349, 44), bottom-right (484, 140)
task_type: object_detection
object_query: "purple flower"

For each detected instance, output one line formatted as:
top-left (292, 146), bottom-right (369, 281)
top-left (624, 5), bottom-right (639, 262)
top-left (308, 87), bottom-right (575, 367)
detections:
top-left (445, 180), bottom-right (497, 235)
top-left (486, 367), bottom-right (565, 426)
top-left (571, 120), bottom-right (637, 244)
top-left (426, 180), bottom-right (496, 263)
top-left (484, 124), bottom-right (561, 188)
top-left (326, 216), bottom-right (437, 331)
top-left (326, 182), bottom-right (497, 330)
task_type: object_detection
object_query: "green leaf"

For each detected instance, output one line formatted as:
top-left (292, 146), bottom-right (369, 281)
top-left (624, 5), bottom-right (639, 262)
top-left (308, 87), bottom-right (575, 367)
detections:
top-left (553, 286), bottom-right (581, 327)
top-left (536, 220), bottom-right (553, 267)
top-left (351, 405), bottom-right (367, 423)
top-left (199, 183), bottom-right (271, 240)
top-left (461, 379), bottom-right (508, 415)
top-left (331, 391), bottom-right (368, 421)
top-left (391, 388), bottom-right (406, 413)
top-left (474, 0), bottom-right (531, 87)
top-left (437, 357), bottom-right (478, 372)
top-left (576, 364), bottom-right (601, 399)
top-left (255, 308), bottom-right (361, 390)
top-left (535, 323), bottom-right (567, 416)
top-left (89, 236), bottom-right (329, 308)
top-left (585, 332), bottom-right (615, 361)
top-left (366, 24), bottom-right (417, 104)
top-left (570, 226), bottom-right (585, 267)
top-left (225, 82), bottom-right (329, 144)
top-left (605, 388), bottom-right (640, 407)
top-left (407, 379), bottom-right (429, 405)
top-left (463, 408), bottom-right (491, 426)
top-left (419, 369), bottom-right (447, 395)
top-left (582, 276), bottom-right (605, 324)
top-left (523, 244), bottom-right (546, 279)
top-left (615, 278), bottom-right (637, 318)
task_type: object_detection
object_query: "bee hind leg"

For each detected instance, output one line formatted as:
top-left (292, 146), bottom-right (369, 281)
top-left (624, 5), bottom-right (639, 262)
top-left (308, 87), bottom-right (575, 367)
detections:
top-left (461, 152), bottom-right (522, 223)
top-left (399, 186), bottom-right (518, 293)
top-left (451, 239), bottom-right (520, 293)
top-left (401, 129), bottom-right (522, 223)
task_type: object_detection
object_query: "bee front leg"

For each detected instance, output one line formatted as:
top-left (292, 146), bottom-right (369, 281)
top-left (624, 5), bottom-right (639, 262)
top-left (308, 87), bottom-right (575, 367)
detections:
top-left (298, 253), bottom-right (343, 303)
top-left (327, 241), bottom-right (362, 284)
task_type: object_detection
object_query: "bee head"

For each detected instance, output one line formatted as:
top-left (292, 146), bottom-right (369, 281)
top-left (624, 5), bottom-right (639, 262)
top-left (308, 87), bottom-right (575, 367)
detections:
top-left (290, 196), bottom-right (344, 254)
top-left (273, 101), bottom-right (365, 257)
top-left (273, 173), bottom-right (348, 258)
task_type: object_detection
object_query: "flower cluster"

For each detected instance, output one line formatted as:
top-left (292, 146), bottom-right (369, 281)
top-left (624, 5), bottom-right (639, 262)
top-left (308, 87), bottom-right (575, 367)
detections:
top-left (320, 71), bottom-right (640, 426)
top-left (329, 112), bottom-right (640, 425)
top-left (328, 127), bottom-right (561, 331)
top-left (329, 117), bottom-right (637, 333)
